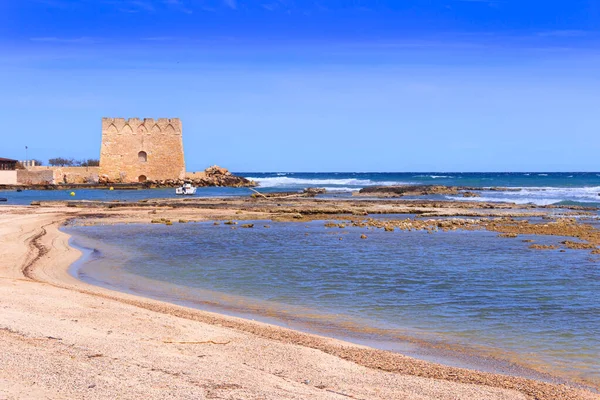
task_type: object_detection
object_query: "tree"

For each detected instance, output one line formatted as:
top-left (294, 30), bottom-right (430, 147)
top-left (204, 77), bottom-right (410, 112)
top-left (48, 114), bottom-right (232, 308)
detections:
top-left (48, 157), bottom-right (75, 167)
top-left (79, 159), bottom-right (100, 167)
top-left (32, 159), bottom-right (43, 166)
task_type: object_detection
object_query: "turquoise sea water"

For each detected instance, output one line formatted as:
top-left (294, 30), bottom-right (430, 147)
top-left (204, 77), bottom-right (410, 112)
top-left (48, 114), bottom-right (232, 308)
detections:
top-left (2, 172), bottom-right (600, 206)
top-left (66, 219), bottom-right (600, 388)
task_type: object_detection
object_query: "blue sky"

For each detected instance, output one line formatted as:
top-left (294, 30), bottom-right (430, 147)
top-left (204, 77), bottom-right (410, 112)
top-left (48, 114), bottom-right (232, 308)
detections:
top-left (1, 0), bottom-right (599, 172)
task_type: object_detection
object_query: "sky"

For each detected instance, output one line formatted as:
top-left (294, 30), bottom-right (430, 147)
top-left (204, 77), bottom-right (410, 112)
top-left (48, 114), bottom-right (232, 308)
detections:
top-left (0, 0), bottom-right (599, 172)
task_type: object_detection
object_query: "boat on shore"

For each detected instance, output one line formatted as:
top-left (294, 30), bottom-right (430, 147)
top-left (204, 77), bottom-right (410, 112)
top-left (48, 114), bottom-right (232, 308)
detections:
top-left (175, 182), bottom-right (197, 195)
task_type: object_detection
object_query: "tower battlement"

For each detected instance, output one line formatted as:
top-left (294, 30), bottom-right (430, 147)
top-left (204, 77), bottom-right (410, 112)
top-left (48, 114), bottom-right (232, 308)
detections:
top-left (101, 117), bottom-right (182, 135)
top-left (99, 117), bottom-right (185, 183)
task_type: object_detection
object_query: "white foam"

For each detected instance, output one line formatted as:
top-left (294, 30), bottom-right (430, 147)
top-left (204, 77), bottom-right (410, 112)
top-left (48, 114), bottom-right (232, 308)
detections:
top-left (447, 196), bottom-right (564, 206)
top-left (245, 176), bottom-right (408, 189)
top-left (413, 175), bottom-right (454, 179)
top-left (322, 187), bottom-right (361, 192)
top-left (447, 186), bottom-right (600, 206)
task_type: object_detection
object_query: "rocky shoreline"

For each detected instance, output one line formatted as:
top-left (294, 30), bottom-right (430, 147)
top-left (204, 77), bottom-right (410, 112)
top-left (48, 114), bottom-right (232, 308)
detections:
top-left (355, 185), bottom-right (523, 197)
top-left (50, 196), bottom-right (600, 255)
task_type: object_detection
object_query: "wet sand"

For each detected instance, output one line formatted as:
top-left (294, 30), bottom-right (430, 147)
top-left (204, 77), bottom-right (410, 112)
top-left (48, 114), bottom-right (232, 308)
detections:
top-left (0, 200), bottom-right (599, 399)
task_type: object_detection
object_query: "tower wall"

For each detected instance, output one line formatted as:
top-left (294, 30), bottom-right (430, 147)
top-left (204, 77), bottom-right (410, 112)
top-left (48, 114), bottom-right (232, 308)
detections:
top-left (99, 117), bottom-right (186, 183)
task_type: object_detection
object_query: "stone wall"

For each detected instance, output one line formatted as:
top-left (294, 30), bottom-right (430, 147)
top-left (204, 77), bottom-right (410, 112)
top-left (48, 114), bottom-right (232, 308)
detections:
top-left (99, 118), bottom-right (186, 183)
top-left (17, 169), bottom-right (54, 185)
top-left (0, 170), bottom-right (17, 185)
top-left (52, 166), bottom-right (100, 184)
top-left (18, 167), bottom-right (99, 184)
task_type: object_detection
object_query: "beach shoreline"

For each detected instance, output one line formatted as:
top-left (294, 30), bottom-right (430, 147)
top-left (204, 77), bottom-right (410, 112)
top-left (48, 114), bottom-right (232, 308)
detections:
top-left (64, 221), bottom-right (591, 390)
top-left (0, 201), bottom-right (599, 399)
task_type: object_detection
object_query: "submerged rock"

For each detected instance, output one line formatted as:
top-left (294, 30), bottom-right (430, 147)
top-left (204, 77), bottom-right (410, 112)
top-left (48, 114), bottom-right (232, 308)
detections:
top-left (529, 244), bottom-right (558, 250)
top-left (560, 240), bottom-right (596, 250)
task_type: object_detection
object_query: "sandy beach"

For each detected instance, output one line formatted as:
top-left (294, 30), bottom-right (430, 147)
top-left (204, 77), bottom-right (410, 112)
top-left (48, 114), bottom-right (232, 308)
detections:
top-left (1, 202), bottom-right (599, 400)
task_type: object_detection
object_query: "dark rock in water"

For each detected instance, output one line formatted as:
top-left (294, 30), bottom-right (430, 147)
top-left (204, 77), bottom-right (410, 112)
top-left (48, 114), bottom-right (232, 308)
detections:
top-left (356, 185), bottom-right (522, 197)
top-left (0, 198), bottom-right (7, 202)
top-left (16, 189), bottom-right (22, 192)
top-left (241, 223), bottom-right (254, 228)
top-left (357, 185), bottom-right (460, 197)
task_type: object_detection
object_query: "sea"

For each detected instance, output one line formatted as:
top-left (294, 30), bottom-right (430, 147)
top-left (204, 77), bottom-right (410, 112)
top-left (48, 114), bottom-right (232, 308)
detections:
top-left (4, 172), bottom-right (600, 387)
top-left (3, 172), bottom-right (600, 206)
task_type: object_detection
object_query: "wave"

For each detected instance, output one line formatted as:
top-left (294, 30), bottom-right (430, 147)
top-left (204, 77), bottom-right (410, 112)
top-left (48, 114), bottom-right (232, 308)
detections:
top-left (245, 176), bottom-right (408, 189)
top-left (322, 187), bottom-right (361, 192)
top-left (447, 186), bottom-right (600, 206)
top-left (413, 175), bottom-right (454, 179)
top-left (447, 196), bottom-right (565, 206)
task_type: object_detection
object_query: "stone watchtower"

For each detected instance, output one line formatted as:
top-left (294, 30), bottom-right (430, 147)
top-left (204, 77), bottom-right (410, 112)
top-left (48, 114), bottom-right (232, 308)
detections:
top-left (99, 118), bottom-right (185, 183)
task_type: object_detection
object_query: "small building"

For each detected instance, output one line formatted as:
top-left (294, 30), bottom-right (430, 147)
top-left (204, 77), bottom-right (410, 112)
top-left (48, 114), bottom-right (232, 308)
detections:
top-left (19, 160), bottom-right (38, 168)
top-left (0, 158), bottom-right (18, 185)
top-left (0, 157), bottom-right (18, 170)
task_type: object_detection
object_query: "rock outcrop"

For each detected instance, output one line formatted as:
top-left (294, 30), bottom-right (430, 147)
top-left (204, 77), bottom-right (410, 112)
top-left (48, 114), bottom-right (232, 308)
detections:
top-left (356, 185), bottom-right (460, 197)
top-left (251, 187), bottom-right (327, 199)
top-left (356, 185), bottom-right (520, 198)
top-left (188, 165), bottom-right (256, 187)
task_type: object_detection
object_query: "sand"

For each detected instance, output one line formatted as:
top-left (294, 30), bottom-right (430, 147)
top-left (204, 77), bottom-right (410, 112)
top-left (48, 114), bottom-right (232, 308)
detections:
top-left (0, 203), bottom-right (598, 400)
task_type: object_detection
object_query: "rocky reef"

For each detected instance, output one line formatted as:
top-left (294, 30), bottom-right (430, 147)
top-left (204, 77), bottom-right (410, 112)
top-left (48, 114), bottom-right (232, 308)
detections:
top-left (250, 187), bottom-right (327, 199)
top-left (356, 185), bottom-right (460, 197)
top-left (355, 185), bottom-right (520, 197)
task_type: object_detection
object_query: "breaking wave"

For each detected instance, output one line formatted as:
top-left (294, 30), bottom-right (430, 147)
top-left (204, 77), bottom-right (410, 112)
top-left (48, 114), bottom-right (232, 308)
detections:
top-left (413, 175), bottom-right (455, 179)
top-left (447, 186), bottom-right (600, 206)
top-left (245, 176), bottom-right (407, 189)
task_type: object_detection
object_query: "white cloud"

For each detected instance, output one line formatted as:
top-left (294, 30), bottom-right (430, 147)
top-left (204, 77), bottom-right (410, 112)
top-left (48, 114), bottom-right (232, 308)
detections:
top-left (29, 37), bottom-right (99, 44)
top-left (537, 30), bottom-right (588, 38)
top-left (223, 0), bottom-right (237, 9)
top-left (163, 0), bottom-right (193, 13)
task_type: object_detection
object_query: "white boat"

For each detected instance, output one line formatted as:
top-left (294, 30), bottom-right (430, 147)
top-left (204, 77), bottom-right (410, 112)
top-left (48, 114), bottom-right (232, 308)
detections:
top-left (175, 183), bottom-right (197, 195)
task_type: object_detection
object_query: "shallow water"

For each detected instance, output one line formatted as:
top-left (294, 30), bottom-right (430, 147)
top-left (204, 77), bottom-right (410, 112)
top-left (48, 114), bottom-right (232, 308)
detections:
top-left (65, 220), bottom-right (600, 387)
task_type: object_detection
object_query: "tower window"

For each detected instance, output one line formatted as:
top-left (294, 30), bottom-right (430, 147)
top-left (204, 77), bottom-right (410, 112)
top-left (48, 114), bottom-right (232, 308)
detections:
top-left (138, 151), bottom-right (147, 162)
